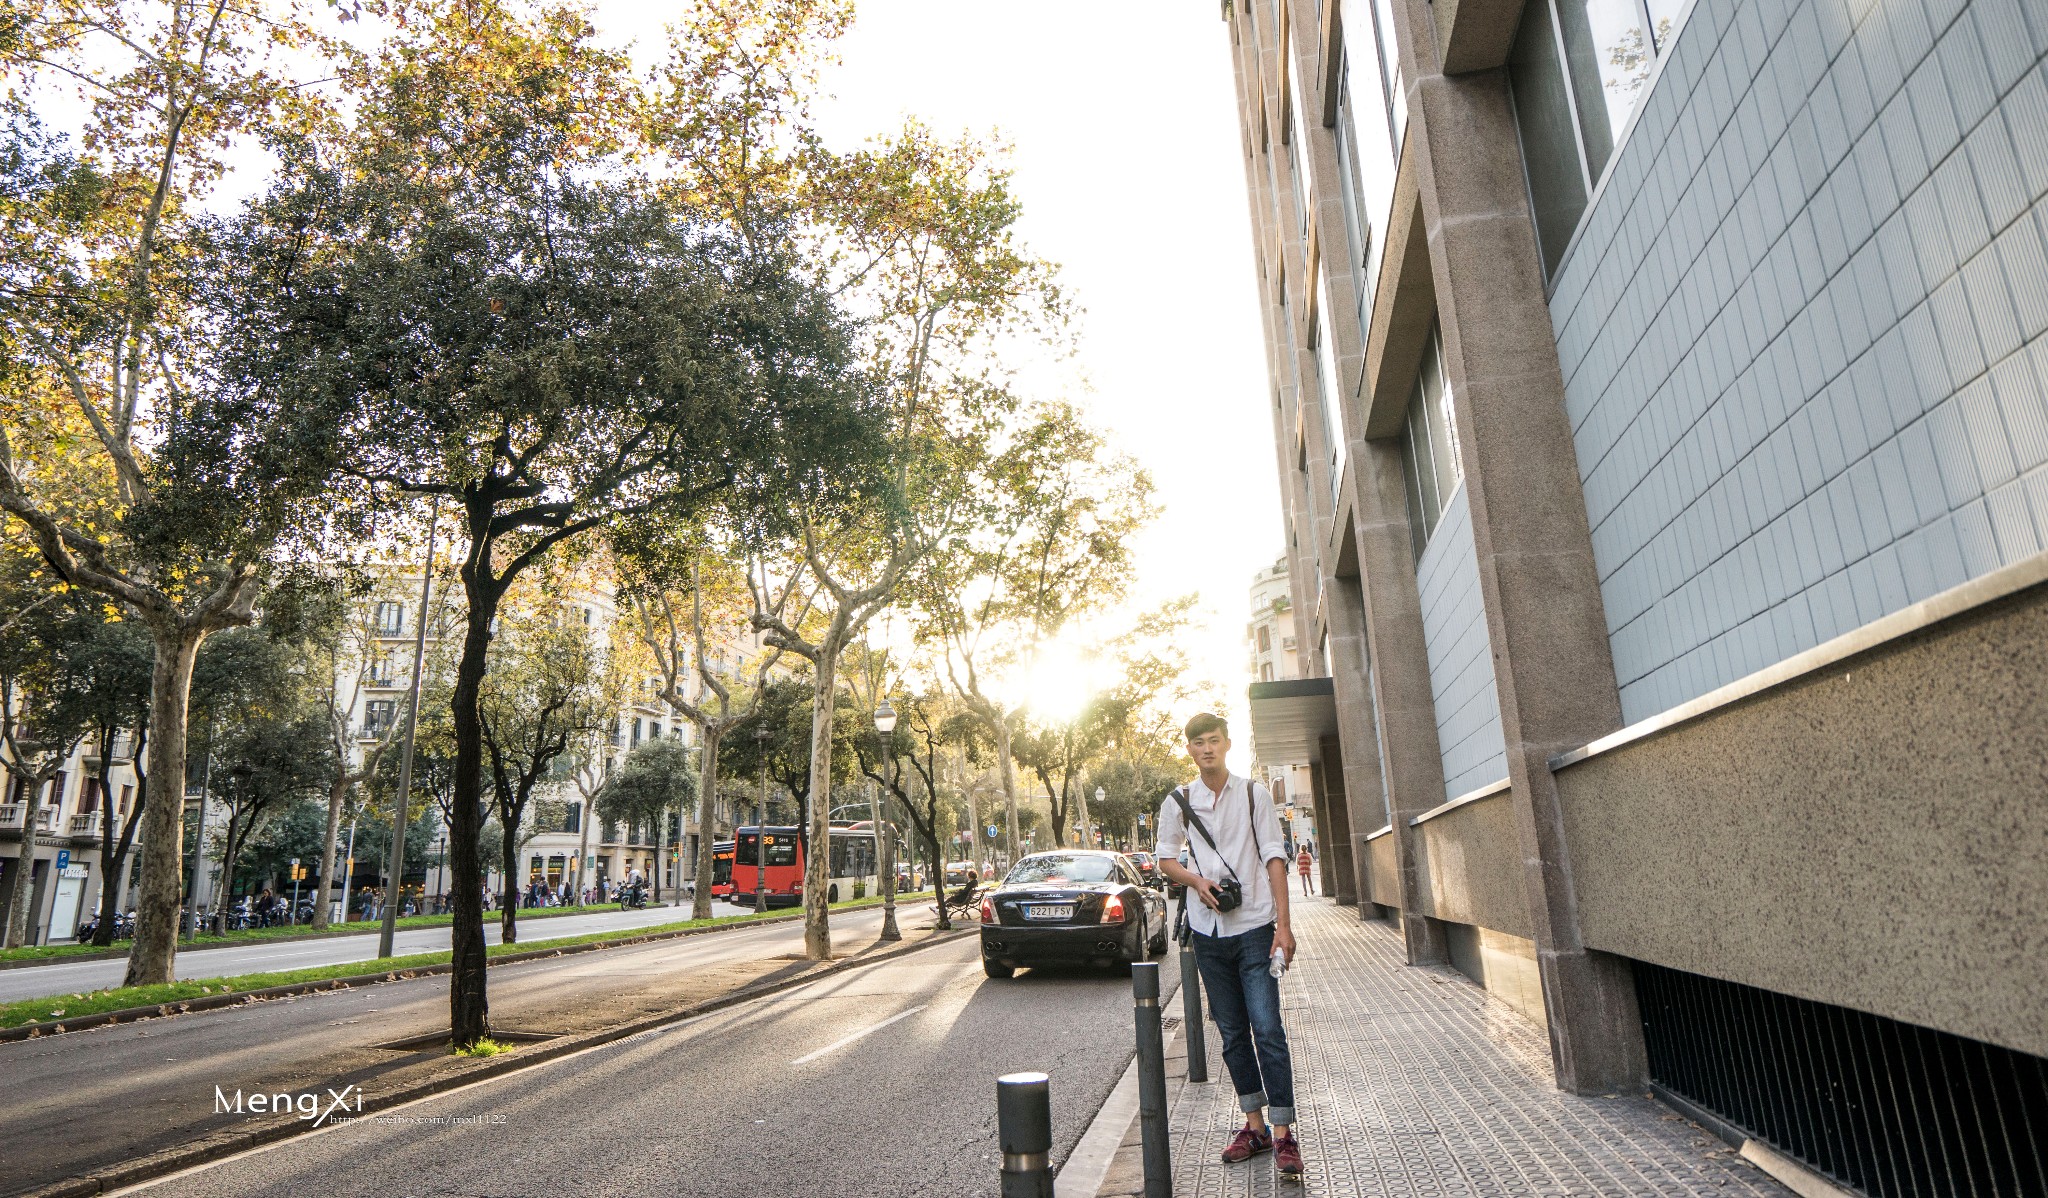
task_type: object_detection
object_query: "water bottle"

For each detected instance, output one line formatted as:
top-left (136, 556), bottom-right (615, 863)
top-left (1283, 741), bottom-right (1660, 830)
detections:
top-left (1269, 944), bottom-right (1288, 979)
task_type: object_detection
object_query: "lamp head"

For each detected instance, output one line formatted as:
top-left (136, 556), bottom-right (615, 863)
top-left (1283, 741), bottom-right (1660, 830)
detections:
top-left (873, 697), bottom-right (898, 735)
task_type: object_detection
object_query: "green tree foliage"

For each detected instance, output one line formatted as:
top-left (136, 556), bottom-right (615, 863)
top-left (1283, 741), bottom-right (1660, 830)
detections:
top-left (0, 3), bottom-right (361, 987)
top-left (209, 3), bottom-right (887, 1046)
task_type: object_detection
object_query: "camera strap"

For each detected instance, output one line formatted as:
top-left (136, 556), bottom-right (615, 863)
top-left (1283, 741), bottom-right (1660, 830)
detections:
top-left (1170, 786), bottom-right (1242, 888)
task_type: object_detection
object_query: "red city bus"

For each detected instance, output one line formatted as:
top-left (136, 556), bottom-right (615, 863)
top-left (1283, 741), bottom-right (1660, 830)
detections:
top-left (710, 840), bottom-right (734, 902)
top-left (730, 824), bottom-right (879, 907)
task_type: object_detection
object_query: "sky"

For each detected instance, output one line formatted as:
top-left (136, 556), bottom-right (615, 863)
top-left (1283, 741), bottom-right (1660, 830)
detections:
top-left (793, 2), bottom-right (1285, 768)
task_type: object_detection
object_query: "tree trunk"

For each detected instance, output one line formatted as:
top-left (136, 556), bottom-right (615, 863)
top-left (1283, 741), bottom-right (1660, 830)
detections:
top-left (5, 774), bottom-right (49, 948)
top-left (995, 718), bottom-right (1021, 866)
top-left (446, 575), bottom-right (500, 1050)
top-left (801, 643), bottom-right (839, 960)
top-left (927, 819), bottom-right (949, 930)
top-left (499, 815), bottom-right (518, 945)
top-left (652, 807), bottom-right (665, 904)
top-left (123, 626), bottom-right (203, 987)
top-left (692, 725), bottom-right (722, 921)
top-left (311, 774), bottom-right (349, 931)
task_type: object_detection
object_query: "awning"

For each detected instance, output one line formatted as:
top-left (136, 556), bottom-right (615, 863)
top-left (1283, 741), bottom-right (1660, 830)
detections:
top-left (1247, 677), bottom-right (1338, 766)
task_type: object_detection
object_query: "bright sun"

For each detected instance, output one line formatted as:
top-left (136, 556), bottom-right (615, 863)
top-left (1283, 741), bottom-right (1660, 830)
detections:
top-left (1019, 642), bottom-right (1097, 724)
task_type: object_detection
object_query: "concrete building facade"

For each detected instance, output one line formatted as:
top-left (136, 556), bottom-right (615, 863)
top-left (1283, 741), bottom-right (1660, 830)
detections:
top-left (1228, 0), bottom-right (2048, 1188)
top-left (1246, 557), bottom-right (1319, 855)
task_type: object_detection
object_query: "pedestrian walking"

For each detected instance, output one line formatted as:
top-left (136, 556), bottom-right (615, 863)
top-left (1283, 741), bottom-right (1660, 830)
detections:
top-left (1157, 712), bottom-right (1305, 1182)
top-left (1297, 844), bottom-right (1315, 896)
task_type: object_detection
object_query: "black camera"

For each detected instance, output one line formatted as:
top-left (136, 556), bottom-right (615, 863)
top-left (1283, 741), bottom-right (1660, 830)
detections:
top-left (1213, 878), bottom-right (1243, 912)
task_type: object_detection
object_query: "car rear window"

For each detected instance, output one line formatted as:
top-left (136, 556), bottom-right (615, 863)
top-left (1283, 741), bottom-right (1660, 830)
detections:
top-left (1006, 855), bottom-right (1115, 885)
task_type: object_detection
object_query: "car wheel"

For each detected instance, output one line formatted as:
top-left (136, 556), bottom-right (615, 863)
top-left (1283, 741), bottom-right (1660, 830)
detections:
top-left (983, 959), bottom-right (1015, 979)
top-left (828, 883), bottom-right (839, 903)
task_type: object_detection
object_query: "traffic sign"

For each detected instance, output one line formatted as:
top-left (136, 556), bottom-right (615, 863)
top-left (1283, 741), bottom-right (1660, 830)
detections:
top-left (987, 825), bottom-right (998, 838)
top-left (55, 849), bottom-right (70, 871)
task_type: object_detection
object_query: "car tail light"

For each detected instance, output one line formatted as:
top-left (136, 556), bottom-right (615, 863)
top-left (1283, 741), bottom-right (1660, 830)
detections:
top-left (1101, 894), bottom-right (1126, 924)
top-left (980, 896), bottom-right (997, 924)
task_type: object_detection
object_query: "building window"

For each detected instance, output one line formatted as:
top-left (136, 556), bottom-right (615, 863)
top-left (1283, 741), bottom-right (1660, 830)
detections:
top-left (1509, 0), bottom-right (1686, 278)
top-left (1367, 0), bottom-right (1407, 146)
top-left (373, 602), bottom-right (404, 636)
top-left (1283, 59), bottom-right (1312, 241)
top-left (1400, 324), bottom-right (1463, 558)
top-left (1257, 626), bottom-right (1273, 652)
top-left (1261, 663), bottom-right (1276, 682)
top-left (364, 699), bottom-right (398, 738)
top-left (564, 802), bottom-right (581, 834)
top-left (1312, 260), bottom-right (1348, 504)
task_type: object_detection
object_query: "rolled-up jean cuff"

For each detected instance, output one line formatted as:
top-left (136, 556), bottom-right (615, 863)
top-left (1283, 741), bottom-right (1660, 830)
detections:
top-left (1237, 1090), bottom-right (1267, 1114)
top-left (1267, 1105), bottom-right (1296, 1125)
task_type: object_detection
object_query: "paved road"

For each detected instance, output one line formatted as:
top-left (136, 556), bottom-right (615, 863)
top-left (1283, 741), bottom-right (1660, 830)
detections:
top-left (2, 906), bottom-right (943, 1195)
top-left (111, 937), bottom-right (1175, 1198)
top-left (0, 899), bottom-right (793, 1003)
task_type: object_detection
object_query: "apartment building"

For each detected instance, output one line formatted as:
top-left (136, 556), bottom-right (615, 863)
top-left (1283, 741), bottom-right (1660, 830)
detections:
top-left (1246, 557), bottom-right (1318, 853)
top-left (1229, 0), bottom-right (2046, 1188)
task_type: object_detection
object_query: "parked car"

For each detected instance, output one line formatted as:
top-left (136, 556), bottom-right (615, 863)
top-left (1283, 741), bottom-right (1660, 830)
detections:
top-left (1125, 851), bottom-right (1160, 886)
top-left (977, 850), bottom-right (1169, 978)
top-left (943, 861), bottom-right (979, 887)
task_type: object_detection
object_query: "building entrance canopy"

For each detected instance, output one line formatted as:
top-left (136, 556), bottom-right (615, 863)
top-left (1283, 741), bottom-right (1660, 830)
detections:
top-left (1247, 678), bottom-right (1338, 766)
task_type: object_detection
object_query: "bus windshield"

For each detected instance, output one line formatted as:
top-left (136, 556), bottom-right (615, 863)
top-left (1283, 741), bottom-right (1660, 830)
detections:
top-left (737, 834), bottom-right (797, 867)
top-left (1006, 855), bottom-right (1116, 886)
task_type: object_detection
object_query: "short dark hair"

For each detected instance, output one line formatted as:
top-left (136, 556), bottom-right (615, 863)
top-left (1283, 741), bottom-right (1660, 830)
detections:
top-left (1184, 712), bottom-right (1229, 741)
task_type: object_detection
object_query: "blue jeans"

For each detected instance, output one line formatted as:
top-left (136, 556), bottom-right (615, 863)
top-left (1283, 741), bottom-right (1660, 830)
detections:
top-left (1191, 922), bottom-right (1295, 1125)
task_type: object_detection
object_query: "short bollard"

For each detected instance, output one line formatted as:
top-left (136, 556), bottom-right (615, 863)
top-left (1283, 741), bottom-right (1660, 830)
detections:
top-left (1132, 961), bottom-right (1172, 1198)
top-left (996, 1071), bottom-right (1054, 1198)
top-left (1179, 938), bottom-right (1208, 1083)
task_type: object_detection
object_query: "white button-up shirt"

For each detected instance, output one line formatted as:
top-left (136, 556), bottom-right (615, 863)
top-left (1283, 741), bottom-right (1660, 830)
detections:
top-left (1155, 773), bottom-right (1286, 938)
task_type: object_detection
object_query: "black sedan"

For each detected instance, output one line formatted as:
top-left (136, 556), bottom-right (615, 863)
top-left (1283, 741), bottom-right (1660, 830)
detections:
top-left (978, 851), bottom-right (1169, 978)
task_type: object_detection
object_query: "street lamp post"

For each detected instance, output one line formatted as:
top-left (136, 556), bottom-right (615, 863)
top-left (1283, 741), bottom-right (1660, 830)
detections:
top-left (1094, 786), bottom-right (1107, 850)
top-left (872, 697), bottom-right (900, 942)
top-left (753, 723), bottom-right (770, 915)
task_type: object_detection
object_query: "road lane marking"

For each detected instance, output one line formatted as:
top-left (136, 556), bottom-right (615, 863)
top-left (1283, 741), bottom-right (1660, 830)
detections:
top-left (788, 1004), bottom-right (928, 1066)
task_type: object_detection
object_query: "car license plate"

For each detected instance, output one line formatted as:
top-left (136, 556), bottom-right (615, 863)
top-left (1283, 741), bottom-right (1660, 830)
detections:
top-left (1023, 905), bottom-right (1074, 921)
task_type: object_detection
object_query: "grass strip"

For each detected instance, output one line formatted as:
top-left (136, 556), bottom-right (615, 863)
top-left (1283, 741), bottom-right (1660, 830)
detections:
top-left (0, 903), bottom-right (630, 964)
top-left (0, 893), bottom-right (917, 1030)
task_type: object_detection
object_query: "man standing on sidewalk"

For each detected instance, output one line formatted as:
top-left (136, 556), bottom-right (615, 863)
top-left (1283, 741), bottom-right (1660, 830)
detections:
top-left (1156, 712), bottom-right (1304, 1182)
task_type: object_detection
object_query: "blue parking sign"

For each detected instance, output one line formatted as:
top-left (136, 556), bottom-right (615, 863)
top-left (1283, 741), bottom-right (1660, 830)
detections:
top-left (55, 849), bottom-right (70, 871)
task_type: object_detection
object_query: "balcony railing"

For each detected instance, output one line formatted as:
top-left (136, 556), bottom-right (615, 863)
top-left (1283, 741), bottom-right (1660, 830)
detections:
top-left (0, 804), bottom-right (57, 834)
top-left (69, 812), bottom-right (102, 840)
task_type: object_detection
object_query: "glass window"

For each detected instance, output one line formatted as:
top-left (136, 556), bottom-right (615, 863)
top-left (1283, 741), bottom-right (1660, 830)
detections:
top-left (1400, 324), bottom-right (1463, 558)
top-left (1007, 854), bottom-right (1116, 885)
top-left (1369, 0), bottom-right (1408, 145)
top-left (1510, 0), bottom-right (1592, 278)
top-left (1313, 261), bottom-right (1349, 503)
top-left (1554, 0), bottom-right (1651, 180)
top-left (1284, 59), bottom-right (1312, 241)
top-left (1509, 0), bottom-right (1688, 279)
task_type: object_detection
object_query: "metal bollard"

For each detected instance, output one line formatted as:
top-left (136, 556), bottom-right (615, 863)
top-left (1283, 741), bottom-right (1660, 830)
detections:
top-left (996, 1071), bottom-right (1054, 1198)
top-left (1132, 961), bottom-right (1172, 1198)
top-left (1179, 938), bottom-right (1208, 1083)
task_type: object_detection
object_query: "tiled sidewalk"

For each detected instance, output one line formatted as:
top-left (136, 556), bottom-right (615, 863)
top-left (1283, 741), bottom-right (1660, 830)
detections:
top-left (1146, 898), bottom-right (1788, 1198)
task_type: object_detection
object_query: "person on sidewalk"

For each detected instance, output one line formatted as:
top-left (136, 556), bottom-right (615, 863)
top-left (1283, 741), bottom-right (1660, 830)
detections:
top-left (1297, 844), bottom-right (1315, 896)
top-left (1156, 712), bottom-right (1304, 1182)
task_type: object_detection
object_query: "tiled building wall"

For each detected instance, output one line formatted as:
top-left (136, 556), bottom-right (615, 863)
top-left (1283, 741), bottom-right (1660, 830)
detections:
top-left (1415, 490), bottom-right (1509, 799)
top-left (1548, 0), bottom-right (2048, 721)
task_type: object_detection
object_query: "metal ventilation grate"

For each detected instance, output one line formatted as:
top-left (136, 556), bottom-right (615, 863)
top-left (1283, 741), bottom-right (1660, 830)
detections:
top-left (1635, 961), bottom-right (2048, 1197)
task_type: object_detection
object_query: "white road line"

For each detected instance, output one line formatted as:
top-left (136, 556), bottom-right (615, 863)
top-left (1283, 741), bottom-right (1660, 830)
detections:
top-left (788, 1004), bottom-right (928, 1066)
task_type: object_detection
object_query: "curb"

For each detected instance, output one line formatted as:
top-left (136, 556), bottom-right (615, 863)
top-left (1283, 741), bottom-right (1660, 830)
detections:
top-left (16, 927), bottom-right (974, 1198)
top-left (0, 904), bottom-right (638, 971)
top-left (0, 900), bottom-right (924, 1042)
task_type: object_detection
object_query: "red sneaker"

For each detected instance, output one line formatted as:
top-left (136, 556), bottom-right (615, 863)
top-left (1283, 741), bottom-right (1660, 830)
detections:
top-left (1221, 1124), bottom-right (1273, 1163)
top-left (1274, 1131), bottom-right (1304, 1180)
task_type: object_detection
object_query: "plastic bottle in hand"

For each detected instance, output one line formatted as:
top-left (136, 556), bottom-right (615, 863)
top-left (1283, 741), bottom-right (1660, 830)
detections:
top-left (1269, 944), bottom-right (1289, 979)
